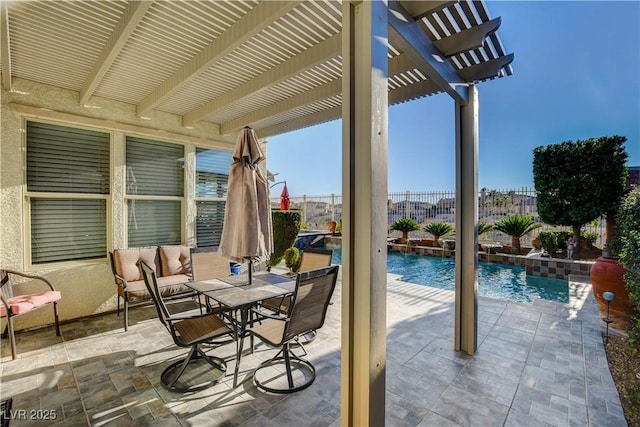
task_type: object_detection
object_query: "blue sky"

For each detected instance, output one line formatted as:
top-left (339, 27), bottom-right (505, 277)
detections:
top-left (267, 1), bottom-right (640, 196)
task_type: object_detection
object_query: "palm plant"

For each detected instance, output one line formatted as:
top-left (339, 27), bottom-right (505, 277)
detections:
top-left (494, 215), bottom-right (542, 254)
top-left (478, 222), bottom-right (494, 236)
top-left (390, 218), bottom-right (420, 243)
top-left (423, 222), bottom-right (454, 246)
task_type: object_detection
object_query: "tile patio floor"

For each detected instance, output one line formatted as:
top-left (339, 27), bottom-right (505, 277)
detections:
top-left (0, 272), bottom-right (627, 426)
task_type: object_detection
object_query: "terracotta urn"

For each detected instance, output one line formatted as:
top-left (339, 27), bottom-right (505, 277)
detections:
top-left (590, 256), bottom-right (633, 330)
top-left (328, 220), bottom-right (337, 234)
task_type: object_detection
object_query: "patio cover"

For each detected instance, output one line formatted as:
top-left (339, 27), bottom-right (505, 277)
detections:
top-left (0, 1), bottom-right (514, 425)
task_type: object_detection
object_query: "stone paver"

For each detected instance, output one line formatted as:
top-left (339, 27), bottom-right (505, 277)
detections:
top-left (0, 273), bottom-right (626, 426)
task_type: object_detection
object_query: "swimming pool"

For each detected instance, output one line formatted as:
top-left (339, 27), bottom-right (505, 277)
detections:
top-left (327, 248), bottom-right (568, 304)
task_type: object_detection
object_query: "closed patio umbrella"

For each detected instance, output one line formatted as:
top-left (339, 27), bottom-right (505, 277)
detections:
top-left (280, 182), bottom-right (290, 211)
top-left (218, 127), bottom-right (273, 284)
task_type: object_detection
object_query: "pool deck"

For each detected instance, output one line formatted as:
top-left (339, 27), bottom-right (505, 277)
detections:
top-left (0, 271), bottom-right (627, 426)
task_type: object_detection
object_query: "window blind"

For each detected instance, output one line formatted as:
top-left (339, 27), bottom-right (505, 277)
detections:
top-left (195, 148), bottom-right (231, 198)
top-left (26, 121), bottom-right (110, 264)
top-left (126, 137), bottom-right (184, 196)
top-left (196, 201), bottom-right (226, 247)
top-left (195, 148), bottom-right (230, 247)
top-left (128, 200), bottom-right (181, 247)
top-left (27, 122), bottom-right (110, 194)
top-left (31, 199), bottom-right (107, 264)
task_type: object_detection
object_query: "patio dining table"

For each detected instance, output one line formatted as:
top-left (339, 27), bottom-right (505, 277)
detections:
top-left (186, 271), bottom-right (296, 387)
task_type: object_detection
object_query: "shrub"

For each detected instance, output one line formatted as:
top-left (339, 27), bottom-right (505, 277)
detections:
top-left (269, 210), bottom-right (302, 268)
top-left (614, 187), bottom-right (640, 352)
top-left (581, 231), bottom-right (599, 245)
top-left (539, 230), bottom-right (599, 258)
top-left (284, 247), bottom-right (301, 273)
top-left (390, 218), bottom-right (420, 243)
top-left (538, 231), bottom-right (572, 257)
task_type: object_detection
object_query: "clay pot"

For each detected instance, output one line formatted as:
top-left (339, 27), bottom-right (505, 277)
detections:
top-left (328, 220), bottom-right (337, 234)
top-left (590, 257), bottom-right (633, 330)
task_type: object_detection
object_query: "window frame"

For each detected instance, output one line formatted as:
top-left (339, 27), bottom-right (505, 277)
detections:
top-left (124, 136), bottom-right (186, 247)
top-left (23, 119), bottom-right (112, 269)
top-left (194, 146), bottom-right (232, 248)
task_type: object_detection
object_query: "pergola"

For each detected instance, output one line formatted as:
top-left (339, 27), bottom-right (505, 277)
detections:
top-left (1, 1), bottom-right (513, 425)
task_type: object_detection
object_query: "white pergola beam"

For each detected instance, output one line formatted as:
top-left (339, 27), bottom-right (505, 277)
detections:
top-left (400, 0), bottom-right (456, 20)
top-left (79, 0), bottom-right (152, 105)
top-left (255, 76), bottom-right (439, 139)
top-left (434, 17), bottom-right (501, 57)
top-left (222, 51), bottom-right (418, 134)
top-left (220, 79), bottom-right (341, 134)
top-left (256, 106), bottom-right (340, 139)
top-left (1, 2), bottom-right (11, 90)
top-left (183, 33), bottom-right (341, 127)
top-left (137, 1), bottom-right (297, 117)
top-left (388, 0), bottom-right (468, 105)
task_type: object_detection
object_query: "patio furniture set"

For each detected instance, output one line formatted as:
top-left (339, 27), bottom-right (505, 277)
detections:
top-left (139, 247), bottom-right (337, 394)
top-left (1, 246), bottom-right (336, 396)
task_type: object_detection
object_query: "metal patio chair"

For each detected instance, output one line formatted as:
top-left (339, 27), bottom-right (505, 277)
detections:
top-left (248, 265), bottom-right (339, 393)
top-left (140, 261), bottom-right (232, 392)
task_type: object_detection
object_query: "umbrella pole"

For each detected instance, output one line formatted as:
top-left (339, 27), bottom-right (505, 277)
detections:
top-left (245, 257), bottom-right (253, 284)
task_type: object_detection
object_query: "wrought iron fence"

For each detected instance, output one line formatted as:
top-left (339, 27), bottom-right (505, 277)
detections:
top-left (270, 187), bottom-right (605, 247)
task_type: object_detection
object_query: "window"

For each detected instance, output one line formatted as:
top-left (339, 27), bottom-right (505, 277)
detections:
top-left (26, 121), bottom-right (109, 264)
top-left (195, 148), bottom-right (231, 247)
top-left (126, 137), bottom-right (184, 247)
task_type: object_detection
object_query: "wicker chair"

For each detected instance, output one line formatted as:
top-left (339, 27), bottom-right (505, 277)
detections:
top-left (248, 265), bottom-right (339, 393)
top-left (140, 261), bottom-right (232, 392)
top-left (0, 269), bottom-right (61, 360)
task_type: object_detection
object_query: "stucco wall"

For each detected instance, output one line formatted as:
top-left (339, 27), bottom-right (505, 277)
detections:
top-left (0, 79), bottom-right (235, 331)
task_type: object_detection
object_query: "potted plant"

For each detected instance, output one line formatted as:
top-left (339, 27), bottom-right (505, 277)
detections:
top-left (423, 222), bottom-right (454, 247)
top-left (493, 215), bottom-right (542, 254)
top-left (390, 218), bottom-right (420, 244)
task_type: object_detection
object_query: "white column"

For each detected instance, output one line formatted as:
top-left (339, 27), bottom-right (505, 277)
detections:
top-left (341, 1), bottom-right (388, 426)
top-left (454, 85), bottom-right (479, 354)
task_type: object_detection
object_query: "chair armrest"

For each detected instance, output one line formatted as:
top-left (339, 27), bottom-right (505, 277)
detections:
top-left (112, 272), bottom-right (129, 290)
top-left (250, 307), bottom-right (285, 321)
top-left (2, 269), bottom-right (56, 292)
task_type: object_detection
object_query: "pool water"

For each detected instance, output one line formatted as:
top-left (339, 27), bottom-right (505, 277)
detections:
top-left (326, 248), bottom-right (568, 304)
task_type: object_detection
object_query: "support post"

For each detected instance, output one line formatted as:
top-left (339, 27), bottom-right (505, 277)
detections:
top-left (454, 84), bottom-right (479, 354)
top-left (341, 1), bottom-right (388, 426)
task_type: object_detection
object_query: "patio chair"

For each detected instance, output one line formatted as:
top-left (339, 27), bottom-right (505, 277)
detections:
top-left (140, 261), bottom-right (232, 392)
top-left (0, 269), bottom-right (61, 360)
top-left (247, 265), bottom-right (339, 393)
top-left (262, 247), bottom-right (333, 314)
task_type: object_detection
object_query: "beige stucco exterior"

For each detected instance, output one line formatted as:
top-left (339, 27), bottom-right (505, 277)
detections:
top-left (0, 78), bottom-right (236, 331)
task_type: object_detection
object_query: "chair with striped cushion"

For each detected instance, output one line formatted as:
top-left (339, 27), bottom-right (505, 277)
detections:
top-left (0, 269), bottom-right (61, 360)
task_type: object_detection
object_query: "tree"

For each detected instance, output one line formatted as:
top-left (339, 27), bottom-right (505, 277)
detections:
top-left (533, 136), bottom-right (628, 259)
top-left (390, 218), bottom-right (420, 243)
top-left (493, 215), bottom-right (542, 254)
